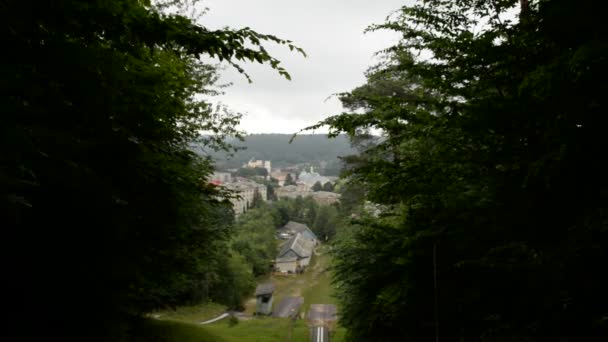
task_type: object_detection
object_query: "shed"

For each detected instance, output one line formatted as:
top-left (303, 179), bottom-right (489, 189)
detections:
top-left (254, 283), bottom-right (275, 315)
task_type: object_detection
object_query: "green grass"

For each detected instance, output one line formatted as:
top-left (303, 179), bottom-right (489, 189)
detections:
top-left (151, 302), bottom-right (227, 323)
top-left (136, 317), bottom-right (348, 342)
top-left (302, 262), bottom-right (335, 309)
top-left (132, 319), bottom-right (225, 342)
top-left (145, 244), bottom-right (347, 341)
top-left (254, 247), bottom-right (337, 313)
top-left (204, 316), bottom-right (293, 342)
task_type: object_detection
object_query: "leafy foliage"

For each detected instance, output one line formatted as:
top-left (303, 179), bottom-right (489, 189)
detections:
top-left (234, 167), bottom-right (268, 178)
top-left (284, 173), bottom-right (297, 186)
top-left (0, 0), bottom-right (300, 339)
top-left (313, 0), bottom-right (608, 341)
top-left (322, 182), bottom-right (335, 192)
top-left (231, 205), bottom-right (279, 277)
top-left (273, 197), bottom-right (340, 240)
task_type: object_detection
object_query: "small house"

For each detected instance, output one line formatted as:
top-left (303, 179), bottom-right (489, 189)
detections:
top-left (254, 283), bottom-right (275, 315)
top-left (274, 232), bottom-right (315, 273)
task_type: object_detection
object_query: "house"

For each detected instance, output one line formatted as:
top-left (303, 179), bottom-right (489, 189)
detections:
top-left (209, 171), bottom-right (232, 184)
top-left (278, 221), bottom-right (318, 244)
top-left (254, 283), bottom-right (275, 315)
top-left (224, 180), bottom-right (268, 217)
top-left (275, 185), bottom-right (311, 199)
top-left (274, 232), bottom-right (315, 273)
top-left (310, 191), bottom-right (341, 205)
top-left (270, 171), bottom-right (295, 186)
top-left (298, 167), bottom-right (333, 190)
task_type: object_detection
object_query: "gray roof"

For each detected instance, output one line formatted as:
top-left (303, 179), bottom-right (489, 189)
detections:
top-left (255, 283), bottom-right (275, 296)
top-left (283, 221), bottom-right (318, 240)
top-left (277, 233), bottom-right (314, 259)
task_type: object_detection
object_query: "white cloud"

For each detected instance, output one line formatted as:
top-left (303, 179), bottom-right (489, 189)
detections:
top-left (196, 0), bottom-right (408, 133)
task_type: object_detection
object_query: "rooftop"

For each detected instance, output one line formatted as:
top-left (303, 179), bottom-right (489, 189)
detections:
top-left (254, 283), bottom-right (275, 296)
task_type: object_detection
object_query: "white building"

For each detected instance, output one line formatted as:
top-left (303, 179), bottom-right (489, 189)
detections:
top-left (209, 171), bottom-right (232, 184)
top-left (298, 166), bottom-right (332, 189)
top-left (245, 158), bottom-right (271, 174)
top-left (224, 180), bottom-right (268, 216)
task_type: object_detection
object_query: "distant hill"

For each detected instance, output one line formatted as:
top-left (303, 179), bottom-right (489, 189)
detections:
top-left (196, 134), bottom-right (355, 174)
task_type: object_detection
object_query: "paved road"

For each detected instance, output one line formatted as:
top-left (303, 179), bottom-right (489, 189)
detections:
top-left (310, 325), bottom-right (329, 342)
top-left (308, 304), bottom-right (337, 342)
top-left (273, 296), bottom-right (304, 318)
top-left (307, 304), bottom-right (337, 324)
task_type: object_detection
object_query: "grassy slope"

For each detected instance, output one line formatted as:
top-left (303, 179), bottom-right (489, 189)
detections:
top-left (143, 245), bottom-right (347, 341)
top-left (151, 302), bottom-right (227, 323)
top-left (204, 317), bottom-right (292, 342)
top-left (132, 319), bottom-right (226, 342)
top-left (136, 317), bottom-right (347, 342)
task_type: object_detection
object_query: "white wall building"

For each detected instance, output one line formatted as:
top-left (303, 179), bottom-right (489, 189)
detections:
top-left (224, 180), bottom-right (268, 217)
top-left (245, 158), bottom-right (271, 174)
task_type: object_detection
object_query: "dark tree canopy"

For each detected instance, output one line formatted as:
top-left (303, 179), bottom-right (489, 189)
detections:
top-left (0, 0), bottom-right (301, 340)
top-left (284, 173), bottom-right (297, 186)
top-left (322, 182), bottom-right (334, 192)
top-left (314, 0), bottom-right (608, 341)
top-left (312, 181), bottom-right (323, 192)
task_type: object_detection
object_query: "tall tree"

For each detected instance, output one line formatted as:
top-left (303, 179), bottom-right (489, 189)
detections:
top-left (284, 173), bottom-right (296, 186)
top-left (312, 0), bottom-right (608, 341)
top-left (0, 0), bottom-right (302, 339)
top-left (312, 181), bottom-right (323, 192)
top-left (322, 182), bottom-right (334, 192)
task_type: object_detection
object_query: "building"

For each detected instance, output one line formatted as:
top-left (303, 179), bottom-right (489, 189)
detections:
top-left (274, 186), bottom-right (339, 205)
top-left (274, 232), bottom-right (315, 273)
top-left (278, 221), bottom-right (318, 245)
top-left (310, 191), bottom-right (341, 205)
top-left (275, 185), bottom-right (312, 199)
top-left (224, 180), bottom-right (268, 216)
top-left (270, 171), bottom-right (295, 186)
top-left (209, 171), bottom-right (232, 184)
top-left (245, 158), bottom-right (271, 174)
top-left (298, 166), bottom-right (332, 190)
top-left (254, 283), bottom-right (275, 315)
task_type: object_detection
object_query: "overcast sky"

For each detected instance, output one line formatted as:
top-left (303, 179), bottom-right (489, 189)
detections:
top-left (198, 0), bottom-right (409, 134)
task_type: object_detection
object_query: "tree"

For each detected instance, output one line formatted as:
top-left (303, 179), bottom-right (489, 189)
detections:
top-left (250, 190), bottom-right (264, 209)
top-left (312, 0), bottom-right (608, 341)
top-left (322, 182), bottom-right (334, 192)
top-left (312, 181), bottom-right (323, 192)
top-left (311, 205), bottom-right (339, 241)
top-left (284, 173), bottom-right (296, 186)
top-left (235, 167), bottom-right (267, 178)
top-left (231, 206), bottom-right (279, 277)
top-left (1, 0), bottom-right (303, 339)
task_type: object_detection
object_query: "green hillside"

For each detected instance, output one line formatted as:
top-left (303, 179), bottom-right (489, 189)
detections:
top-left (198, 134), bottom-right (355, 172)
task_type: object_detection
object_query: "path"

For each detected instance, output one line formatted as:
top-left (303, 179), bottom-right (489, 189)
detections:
top-left (198, 312), bottom-right (229, 324)
top-left (310, 325), bottom-right (329, 342)
top-left (273, 296), bottom-right (304, 318)
top-left (307, 304), bottom-right (337, 326)
top-left (308, 304), bottom-right (337, 342)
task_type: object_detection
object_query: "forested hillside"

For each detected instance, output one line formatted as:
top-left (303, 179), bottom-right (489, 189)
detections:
top-left (198, 134), bottom-right (354, 171)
